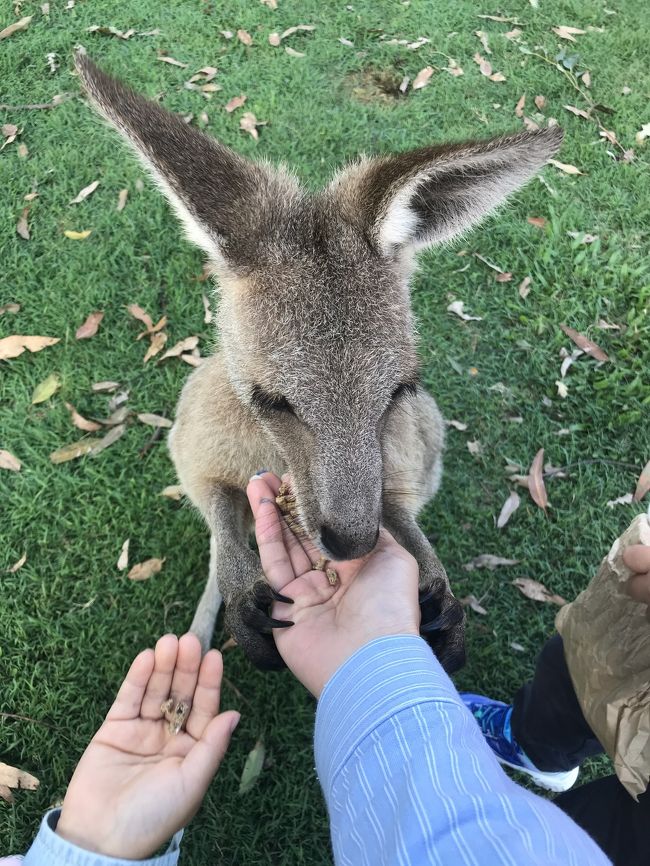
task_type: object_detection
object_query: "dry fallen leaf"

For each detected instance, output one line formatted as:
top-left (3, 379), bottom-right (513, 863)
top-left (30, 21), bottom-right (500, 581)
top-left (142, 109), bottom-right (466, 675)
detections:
top-left (510, 641), bottom-right (525, 652)
top-left (475, 30), bottom-right (491, 54)
top-left (519, 276), bottom-right (532, 299)
top-left (16, 207), bottom-right (30, 240)
top-left (445, 59), bottom-right (463, 77)
top-left (512, 578), bottom-right (566, 606)
top-left (0, 762), bottom-right (39, 801)
top-left (92, 380), bottom-right (120, 392)
top-left (548, 159), bottom-right (584, 176)
top-left (527, 448), bottom-right (548, 512)
top-left (0, 302), bottom-right (20, 315)
top-left (0, 449), bottom-right (21, 471)
top-left (65, 402), bottom-right (102, 432)
top-left (269, 32), bottom-right (281, 46)
top-left (0, 335), bottom-right (59, 361)
top-left (90, 423), bottom-right (126, 455)
top-left (412, 67), bottom-right (434, 90)
top-left (552, 25), bottom-right (586, 42)
top-left (339, 37), bottom-right (354, 47)
top-left (128, 557), bottom-right (165, 581)
top-left (474, 52), bottom-right (492, 76)
top-left (143, 332), bottom-right (167, 363)
top-left (560, 324), bottom-right (609, 362)
top-left (467, 440), bottom-right (482, 456)
top-left (582, 71), bottom-right (591, 87)
top-left (280, 24), bottom-right (316, 40)
top-left (0, 15), bottom-right (33, 40)
top-left (527, 216), bottom-right (547, 229)
top-left (117, 538), bottom-right (130, 571)
top-left (32, 372), bottom-right (60, 404)
top-left (240, 112), bottom-right (264, 140)
top-left (237, 29), bottom-right (253, 45)
top-left (7, 552), bottom-right (27, 573)
top-left (447, 300), bottom-right (482, 322)
top-left (137, 413), bottom-right (173, 428)
top-left (564, 104), bottom-right (590, 120)
top-left (116, 188), bottom-right (128, 211)
top-left (495, 272), bottom-right (512, 282)
top-left (159, 335), bottom-right (199, 361)
top-left (534, 95), bottom-right (546, 110)
top-left (515, 93), bottom-right (525, 118)
top-left (284, 46), bottom-right (304, 57)
top-left (463, 555), bottom-right (520, 571)
top-left (607, 493), bottom-right (634, 508)
top-left (497, 490), bottom-right (521, 528)
top-left (461, 594), bottom-right (488, 615)
top-left (75, 311), bottom-right (104, 340)
top-left (50, 438), bottom-right (101, 464)
top-left (555, 379), bottom-right (568, 398)
top-left (158, 54), bottom-right (188, 68)
top-left (70, 180), bottom-right (99, 204)
top-left (239, 739), bottom-right (265, 794)
top-left (224, 94), bottom-right (247, 113)
top-left (634, 460), bottom-right (650, 502)
top-left (447, 419), bottom-right (468, 431)
top-left (64, 229), bottom-right (92, 239)
top-left (160, 484), bottom-right (184, 500)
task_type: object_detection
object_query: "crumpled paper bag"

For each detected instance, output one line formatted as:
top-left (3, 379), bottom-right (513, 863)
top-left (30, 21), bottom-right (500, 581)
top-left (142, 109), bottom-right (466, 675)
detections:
top-left (555, 513), bottom-right (650, 799)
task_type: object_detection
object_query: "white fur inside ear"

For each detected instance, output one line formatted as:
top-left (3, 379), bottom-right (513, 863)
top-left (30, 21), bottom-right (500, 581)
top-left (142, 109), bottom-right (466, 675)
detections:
top-left (377, 178), bottom-right (421, 254)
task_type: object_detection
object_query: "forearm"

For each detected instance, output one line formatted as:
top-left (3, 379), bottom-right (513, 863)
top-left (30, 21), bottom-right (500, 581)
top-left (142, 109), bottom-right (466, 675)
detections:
top-left (315, 635), bottom-right (611, 866)
top-left (23, 811), bottom-right (182, 866)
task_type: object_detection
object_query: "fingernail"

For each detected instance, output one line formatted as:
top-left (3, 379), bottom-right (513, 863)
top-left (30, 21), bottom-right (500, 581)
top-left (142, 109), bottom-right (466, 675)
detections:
top-left (229, 712), bottom-right (241, 733)
top-left (256, 468), bottom-right (269, 475)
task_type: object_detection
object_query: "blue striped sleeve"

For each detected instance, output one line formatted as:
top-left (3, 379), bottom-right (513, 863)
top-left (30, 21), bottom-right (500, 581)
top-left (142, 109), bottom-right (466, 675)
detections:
top-left (315, 635), bottom-right (610, 866)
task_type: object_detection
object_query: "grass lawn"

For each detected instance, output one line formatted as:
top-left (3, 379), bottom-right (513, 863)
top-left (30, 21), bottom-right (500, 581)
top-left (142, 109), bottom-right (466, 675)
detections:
top-left (1, 0), bottom-right (649, 862)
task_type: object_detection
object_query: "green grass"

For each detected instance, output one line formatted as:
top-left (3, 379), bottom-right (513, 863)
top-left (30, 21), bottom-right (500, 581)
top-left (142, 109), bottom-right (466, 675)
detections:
top-left (1, 0), bottom-right (649, 862)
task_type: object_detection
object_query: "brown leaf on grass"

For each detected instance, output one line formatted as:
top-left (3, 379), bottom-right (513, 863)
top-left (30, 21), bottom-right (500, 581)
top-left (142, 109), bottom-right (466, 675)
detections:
top-left (0, 335), bottom-right (59, 361)
top-left (512, 578), bottom-right (566, 606)
top-left (461, 594), bottom-right (488, 615)
top-left (495, 272), bottom-right (512, 282)
top-left (445, 59), bottom-right (463, 77)
top-left (143, 332), bottom-right (167, 363)
top-left (32, 373), bottom-right (60, 404)
top-left (16, 207), bottom-right (30, 240)
top-left (0, 763), bottom-right (39, 794)
top-left (518, 276), bottom-right (532, 299)
top-left (128, 557), bottom-right (165, 581)
top-left (90, 423), bottom-right (126, 455)
top-left (7, 552), bottom-right (27, 573)
top-left (2, 123), bottom-right (18, 138)
top-left (240, 112), bottom-right (265, 140)
top-left (103, 406), bottom-right (130, 427)
top-left (75, 311), bottom-right (104, 339)
top-left (447, 300), bottom-right (482, 322)
top-left (548, 158), bottom-right (584, 175)
top-left (116, 189), bottom-right (128, 211)
top-left (634, 460), bottom-right (650, 502)
top-left (504, 28), bottom-right (522, 40)
top-left (564, 104), bottom-right (590, 119)
top-left (527, 448), bottom-right (548, 511)
top-left (467, 440), bottom-right (482, 456)
top-left (497, 490), bottom-right (521, 528)
top-left (582, 71), bottom-right (591, 87)
top-left (0, 302), bottom-right (20, 315)
top-left (137, 413), bottom-right (173, 428)
top-left (0, 450), bottom-right (21, 471)
top-left (64, 229), bottom-right (92, 239)
top-left (475, 31), bottom-right (491, 54)
top-left (0, 15), bottom-right (33, 40)
top-left (87, 25), bottom-right (136, 39)
top-left (70, 180), bottom-right (99, 204)
top-left (515, 93), bottom-right (525, 118)
top-left (552, 25), bottom-right (586, 42)
top-left (189, 66), bottom-right (218, 83)
top-left (239, 739), bottom-right (265, 794)
top-left (158, 54), bottom-right (188, 68)
top-left (527, 216), bottom-right (547, 229)
top-left (339, 37), bottom-right (354, 47)
top-left (50, 438), bottom-right (101, 464)
top-left (463, 554), bottom-right (519, 571)
top-left (91, 380), bottom-right (120, 392)
top-left (65, 402), bottom-right (102, 432)
top-left (477, 14), bottom-right (521, 22)
top-left (269, 32), bottom-right (281, 46)
top-left (412, 67), bottom-right (434, 90)
top-left (560, 324), bottom-right (609, 361)
top-left (473, 52), bottom-right (492, 76)
top-left (607, 493), bottom-right (634, 508)
top-left (159, 335), bottom-right (199, 361)
top-left (280, 24), bottom-right (316, 40)
top-left (490, 72), bottom-right (506, 83)
top-left (284, 46), bottom-right (304, 57)
top-left (261, 0), bottom-right (278, 7)
top-left (224, 94), bottom-right (247, 112)
top-left (447, 419), bottom-right (468, 431)
top-left (534, 95), bottom-right (546, 110)
top-left (237, 29), bottom-right (253, 45)
top-left (126, 303), bottom-right (153, 331)
top-left (117, 538), bottom-right (130, 571)
top-left (160, 484), bottom-right (184, 500)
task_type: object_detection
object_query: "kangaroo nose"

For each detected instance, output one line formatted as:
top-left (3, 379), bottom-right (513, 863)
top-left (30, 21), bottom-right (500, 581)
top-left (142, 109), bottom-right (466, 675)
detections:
top-left (320, 524), bottom-right (379, 561)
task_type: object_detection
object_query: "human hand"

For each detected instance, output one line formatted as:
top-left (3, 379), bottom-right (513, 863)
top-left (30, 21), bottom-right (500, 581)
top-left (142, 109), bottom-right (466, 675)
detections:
top-left (623, 544), bottom-right (650, 608)
top-left (56, 634), bottom-right (240, 859)
top-left (246, 472), bottom-right (421, 697)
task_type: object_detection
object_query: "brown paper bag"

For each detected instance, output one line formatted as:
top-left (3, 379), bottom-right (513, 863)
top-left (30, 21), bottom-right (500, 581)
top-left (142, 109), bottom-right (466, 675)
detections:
top-left (555, 513), bottom-right (650, 799)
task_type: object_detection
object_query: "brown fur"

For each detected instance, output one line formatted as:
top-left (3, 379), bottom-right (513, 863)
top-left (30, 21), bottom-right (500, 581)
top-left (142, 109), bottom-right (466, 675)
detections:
top-left (76, 52), bottom-right (562, 671)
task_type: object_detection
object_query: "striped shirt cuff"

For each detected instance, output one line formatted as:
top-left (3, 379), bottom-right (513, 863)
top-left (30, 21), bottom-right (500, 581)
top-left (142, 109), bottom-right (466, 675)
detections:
top-left (315, 634), bottom-right (459, 795)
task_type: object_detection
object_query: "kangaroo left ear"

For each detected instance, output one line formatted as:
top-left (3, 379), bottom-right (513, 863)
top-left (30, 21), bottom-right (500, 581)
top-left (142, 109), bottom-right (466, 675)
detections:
top-left (327, 128), bottom-right (563, 257)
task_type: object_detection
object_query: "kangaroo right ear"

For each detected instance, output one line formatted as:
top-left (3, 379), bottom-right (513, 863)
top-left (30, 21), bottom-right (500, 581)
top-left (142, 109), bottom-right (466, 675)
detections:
top-left (75, 52), bottom-right (295, 268)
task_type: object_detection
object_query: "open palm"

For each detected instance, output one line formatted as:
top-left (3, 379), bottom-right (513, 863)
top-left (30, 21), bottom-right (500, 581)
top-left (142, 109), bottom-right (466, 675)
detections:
top-left (247, 473), bottom-right (421, 697)
top-left (56, 634), bottom-right (239, 859)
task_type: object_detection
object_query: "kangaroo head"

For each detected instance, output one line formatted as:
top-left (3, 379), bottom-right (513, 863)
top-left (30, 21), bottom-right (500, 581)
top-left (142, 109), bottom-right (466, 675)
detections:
top-left (77, 54), bottom-right (562, 560)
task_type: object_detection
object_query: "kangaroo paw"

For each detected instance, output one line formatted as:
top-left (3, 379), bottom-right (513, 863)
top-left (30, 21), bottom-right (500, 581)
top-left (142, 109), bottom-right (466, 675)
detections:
top-left (225, 581), bottom-right (293, 671)
top-left (419, 583), bottom-right (466, 675)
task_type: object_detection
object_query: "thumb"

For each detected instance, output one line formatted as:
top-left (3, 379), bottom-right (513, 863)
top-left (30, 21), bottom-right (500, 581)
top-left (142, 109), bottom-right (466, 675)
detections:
top-left (182, 711), bottom-right (241, 791)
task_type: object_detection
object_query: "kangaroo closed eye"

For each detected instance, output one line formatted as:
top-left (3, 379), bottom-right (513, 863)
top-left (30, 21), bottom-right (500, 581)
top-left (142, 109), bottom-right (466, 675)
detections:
top-left (250, 385), bottom-right (296, 415)
top-left (390, 381), bottom-right (419, 403)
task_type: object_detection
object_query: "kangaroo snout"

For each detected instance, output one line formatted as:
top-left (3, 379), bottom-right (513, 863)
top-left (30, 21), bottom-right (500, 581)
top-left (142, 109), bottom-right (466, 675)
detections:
top-left (320, 522), bottom-right (380, 561)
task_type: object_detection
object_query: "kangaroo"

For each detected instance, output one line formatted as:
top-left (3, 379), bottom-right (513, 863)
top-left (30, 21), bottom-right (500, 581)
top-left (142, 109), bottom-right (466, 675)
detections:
top-left (76, 54), bottom-right (562, 673)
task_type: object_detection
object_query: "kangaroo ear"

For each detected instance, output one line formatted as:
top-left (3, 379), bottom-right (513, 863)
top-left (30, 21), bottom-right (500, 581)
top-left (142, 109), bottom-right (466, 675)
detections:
top-left (75, 52), bottom-right (296, 268)
top-left (328, 129), bottom-right (563, 258)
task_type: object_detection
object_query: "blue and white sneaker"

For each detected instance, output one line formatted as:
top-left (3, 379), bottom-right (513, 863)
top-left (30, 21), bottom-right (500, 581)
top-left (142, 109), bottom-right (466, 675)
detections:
top-left (461, 693), bottom-right (579, 793)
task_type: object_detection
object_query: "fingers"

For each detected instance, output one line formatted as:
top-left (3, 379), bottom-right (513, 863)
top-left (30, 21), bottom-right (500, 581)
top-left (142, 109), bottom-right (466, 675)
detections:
top-left (623, 544), bottom-right (650, 575)
top-left (626, 573), bottom-right (650, 606)
top-left (185, 649), bottom-right (223, 740)
top-left (182, 711), bottom-right (240, 793)
top-left (105, 648), bottom-right (155, 721)
top-left (140, 634), bottom-right (179, 719)
top-left (247, 475), bottom-right (297, 591)
top-left (167, 633), bottom-right (202, 720)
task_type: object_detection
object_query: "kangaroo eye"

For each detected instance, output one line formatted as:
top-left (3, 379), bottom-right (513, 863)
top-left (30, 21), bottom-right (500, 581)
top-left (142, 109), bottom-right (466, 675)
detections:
top-left (250, 385), bottom-right (296, 416)
top-left (390, 381), bottom-right (418, 403)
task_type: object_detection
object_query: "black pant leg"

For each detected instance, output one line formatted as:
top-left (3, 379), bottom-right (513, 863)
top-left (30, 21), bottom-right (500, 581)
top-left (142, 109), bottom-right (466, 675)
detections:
top-left (511, 634), bottom-right (603, 772)
top-left (555, 775), bottom-right (650, 866)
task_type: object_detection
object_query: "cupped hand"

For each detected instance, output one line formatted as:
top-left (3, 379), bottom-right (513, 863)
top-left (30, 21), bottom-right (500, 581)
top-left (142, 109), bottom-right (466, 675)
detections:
top-left (246, 472), bottom-right (421, 697)
top-left (623, 544), bottom-right (650, 609)
top-left (56, 633), bottom-right (240, 859)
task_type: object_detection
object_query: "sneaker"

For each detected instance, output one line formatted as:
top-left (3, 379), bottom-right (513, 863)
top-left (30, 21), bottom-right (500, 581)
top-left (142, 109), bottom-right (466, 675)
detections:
top-left (461, 693), bottom-right (579, 793)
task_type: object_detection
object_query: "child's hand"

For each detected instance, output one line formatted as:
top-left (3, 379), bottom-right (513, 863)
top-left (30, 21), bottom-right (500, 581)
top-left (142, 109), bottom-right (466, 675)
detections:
top-left (56, 634), bottom-right (240, 859)
top-left (623, 544), bottom-right (650, 608)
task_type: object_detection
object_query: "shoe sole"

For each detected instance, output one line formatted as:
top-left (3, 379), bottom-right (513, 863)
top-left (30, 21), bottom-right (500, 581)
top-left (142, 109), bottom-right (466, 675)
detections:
top-left (497, 757), bottom-right (579, 793)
